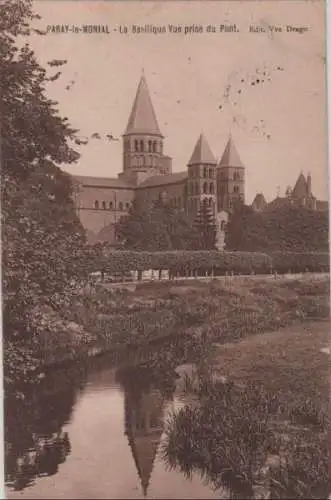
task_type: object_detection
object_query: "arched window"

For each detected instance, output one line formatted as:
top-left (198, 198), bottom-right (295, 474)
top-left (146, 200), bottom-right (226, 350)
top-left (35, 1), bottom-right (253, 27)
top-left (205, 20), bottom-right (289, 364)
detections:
top-left (126, 202), bottom-right (130, 210)
top-left (208, 197), bottom-right (212, 207)
top-left (203, 167), bottom-right (207, 178)
top-left (203, 182), bottom-right (208, 194)
top-left (153, 141), bottom-right (157, 153)
top-left (109, 201), bottom-right (113, 210)
top-left (233, 185), bottom-right (239, 193)
top-left (102, 201), bottom-right (106, 210)
top-left (140, 140), bottom-right (144, 152)
top-left (210, 182), bottom-right (214, 194)
top-left (209, 168), bottom-right (213, 178)
top-left (135, 140), bottom-right (139, 152)
top-left (148, 140), bottom-right (152, 153)
top-left (119, 202), bottom-right (123, 211)
top-left (94, 200), bottom-right (99, 209)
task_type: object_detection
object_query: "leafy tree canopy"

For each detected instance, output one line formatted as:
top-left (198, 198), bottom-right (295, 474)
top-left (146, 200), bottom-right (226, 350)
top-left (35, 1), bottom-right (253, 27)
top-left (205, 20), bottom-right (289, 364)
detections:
top-left (1, 0), bottom-right (86, 352)
top-left (226, 201), bottom-right (329, 252)
top-left (115, 198), bottom-right (202, 251)
top-left (193, 198), bottom-right (217, 250)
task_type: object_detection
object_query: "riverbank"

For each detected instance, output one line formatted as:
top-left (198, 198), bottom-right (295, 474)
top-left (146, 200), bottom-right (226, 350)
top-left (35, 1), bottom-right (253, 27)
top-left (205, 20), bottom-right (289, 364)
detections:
top-left (6, 274), bottom-right (330, 386)
top-left (162, 318), bottom-right (330, 498)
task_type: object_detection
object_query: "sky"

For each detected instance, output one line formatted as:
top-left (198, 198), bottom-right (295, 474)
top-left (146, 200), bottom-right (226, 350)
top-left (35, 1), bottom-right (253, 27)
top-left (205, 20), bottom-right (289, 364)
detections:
top-left (30, 0), bottom-right (328, 203)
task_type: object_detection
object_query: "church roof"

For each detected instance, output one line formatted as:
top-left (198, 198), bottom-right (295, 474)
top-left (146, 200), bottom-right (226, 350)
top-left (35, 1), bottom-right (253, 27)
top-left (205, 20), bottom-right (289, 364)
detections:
top-left (73, 175), bottom-right (134, 189)
top-left (265, 197), bottom-right (291, 211)
top-left (188, 134), bottom-right (217, 166)
top-left (252, 192), bottom-right (267, 210)
top-left (292, 172), bottom-right (308, 199)
top-left (218, 136), bottom-right (244, 168)
top-left (137, 171), bottom-right (187, 188)
top-left (125, 73), bottom-right (162, 136)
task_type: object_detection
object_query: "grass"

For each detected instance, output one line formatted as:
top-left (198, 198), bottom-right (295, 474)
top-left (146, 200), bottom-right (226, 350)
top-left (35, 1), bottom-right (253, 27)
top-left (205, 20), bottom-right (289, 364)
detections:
top-left (161, 315), bottom-right (330, 499)
top-left (211, 320), bottom-right (330, 399)
top-left (21, 274), bottom-right (330, 374)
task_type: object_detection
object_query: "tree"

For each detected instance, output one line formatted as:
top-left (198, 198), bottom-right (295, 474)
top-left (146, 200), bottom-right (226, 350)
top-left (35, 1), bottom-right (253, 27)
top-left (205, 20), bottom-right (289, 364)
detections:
top-left (224, 200), bottom-right (255, 251)
top-left (1, 0), bottom-right (86, 381)
top-left (225, 201), bottom-right (329, 252)
top-left (115, 198), bottom-right (201, 251)
top-left (193, 198), bottom-right (217, 250)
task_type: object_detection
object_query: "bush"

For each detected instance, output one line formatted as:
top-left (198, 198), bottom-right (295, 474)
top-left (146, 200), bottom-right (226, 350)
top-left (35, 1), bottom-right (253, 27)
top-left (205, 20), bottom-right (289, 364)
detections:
top-left (270, 252), bottom-right (330, 274)
top-left (90, 249), bottom-right (273, 276)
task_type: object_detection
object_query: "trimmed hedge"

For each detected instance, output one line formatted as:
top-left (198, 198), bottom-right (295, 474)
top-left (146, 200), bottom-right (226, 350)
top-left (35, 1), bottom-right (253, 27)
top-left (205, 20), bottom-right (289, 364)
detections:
top-left (269, 252), bottom-right (330, 274)
top-left (84, 248), bottom-right (329, 277)
top-left (90, 250), bottom-right (273, 276)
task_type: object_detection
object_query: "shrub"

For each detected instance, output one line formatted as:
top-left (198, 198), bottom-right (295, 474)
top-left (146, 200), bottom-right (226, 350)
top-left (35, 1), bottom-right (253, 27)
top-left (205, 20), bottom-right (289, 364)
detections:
top-left (90, 250), bottom-right (273, 276)
top-left (270, 252), bottom-right (330, 274)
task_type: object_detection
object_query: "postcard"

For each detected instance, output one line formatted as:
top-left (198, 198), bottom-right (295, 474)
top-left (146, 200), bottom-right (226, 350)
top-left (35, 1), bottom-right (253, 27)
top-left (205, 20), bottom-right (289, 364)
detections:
top-left (2, 0), bottom-right (329, 498)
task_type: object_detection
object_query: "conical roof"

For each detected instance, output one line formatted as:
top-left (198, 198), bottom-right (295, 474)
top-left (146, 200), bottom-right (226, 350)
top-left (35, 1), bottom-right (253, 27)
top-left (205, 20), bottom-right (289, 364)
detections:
top-left (252, 192), bottom-right (267, 210)
top-left (125, 388), bottom-right (165, 497)
top-left (218, 136), bottom-right (244, 168)
top-left (292, 172), bottom-right (308, 199)
top-left (188, 134), bottom-right (217, 165)
top-left (125, 73), bottom-right (162, 136)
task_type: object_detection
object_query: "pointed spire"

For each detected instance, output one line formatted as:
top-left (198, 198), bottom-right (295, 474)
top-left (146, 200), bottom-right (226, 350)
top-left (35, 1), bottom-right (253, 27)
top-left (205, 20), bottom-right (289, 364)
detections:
top-left (292, 172), bottom-right (308, 199)
top-left (218, 136), bottom-right (244, 168)
top-left (188, 134), bottom-right (217, 165)
top-left (124, 384), bottom-right (165, 498)
top-left (125, 73), bottom-right (162, 136)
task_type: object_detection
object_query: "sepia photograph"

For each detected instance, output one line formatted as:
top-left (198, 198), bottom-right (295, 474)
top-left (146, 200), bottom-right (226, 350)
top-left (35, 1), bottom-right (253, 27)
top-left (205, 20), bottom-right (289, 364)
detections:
top-left (1, 0), bottom-right (330, 498)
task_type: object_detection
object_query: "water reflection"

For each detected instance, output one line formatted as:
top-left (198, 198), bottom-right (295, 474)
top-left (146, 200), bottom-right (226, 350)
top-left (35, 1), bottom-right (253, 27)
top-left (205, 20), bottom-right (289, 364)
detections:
top-left (5, 365), bottom-right (86, 492)
top-left (5, 353), bottom-right (219, 499)
top-left (118, 367), bottom-right (176, 497)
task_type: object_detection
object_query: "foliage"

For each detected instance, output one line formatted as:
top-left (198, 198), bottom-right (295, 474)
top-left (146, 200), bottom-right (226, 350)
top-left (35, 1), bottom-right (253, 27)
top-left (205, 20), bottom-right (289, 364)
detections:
top-left (115, 198), bottom-right (201, 250)
top-left (193, 198), bottom-right (217, 250)
top-left (162, 376), bottom-right (329, 499)
top-left (1, 0), bottom-right (86, 383)
top-left (162, 380), bottom-right (278, 496)
top-left (225, 199), bottom-right (255, 251)
top-left (226, 203), bottom-right (329, 253)
top-left (89, 249), bottom-right (273, 275)
top-left (270, 252), bottom-right (330, 273)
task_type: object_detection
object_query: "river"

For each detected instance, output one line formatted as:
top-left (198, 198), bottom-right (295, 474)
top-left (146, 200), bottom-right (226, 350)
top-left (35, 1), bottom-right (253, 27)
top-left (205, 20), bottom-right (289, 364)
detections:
top-left (5, 353), bottom-right (219, 499)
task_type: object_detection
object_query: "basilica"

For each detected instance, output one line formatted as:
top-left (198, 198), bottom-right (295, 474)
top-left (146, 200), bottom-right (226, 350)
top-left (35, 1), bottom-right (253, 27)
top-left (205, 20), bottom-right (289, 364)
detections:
top-left (72, 72), bottom-right (326, 245)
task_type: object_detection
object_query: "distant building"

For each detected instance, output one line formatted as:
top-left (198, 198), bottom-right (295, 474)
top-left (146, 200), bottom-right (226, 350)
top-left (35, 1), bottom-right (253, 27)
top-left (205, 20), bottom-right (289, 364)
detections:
top-left (252, 172), bottom-right (328, 213)
top-left (72, 72), bottom-right (245, 244)
top-left (71, 72), bottom-right (327, 245)
top-left (251, 193), bottom-right (267, 212)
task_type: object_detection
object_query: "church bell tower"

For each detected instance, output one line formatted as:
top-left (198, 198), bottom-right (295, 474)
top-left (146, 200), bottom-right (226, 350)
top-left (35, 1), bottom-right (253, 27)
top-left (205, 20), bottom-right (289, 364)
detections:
top-left (121, 71), bottom-right (172, 185)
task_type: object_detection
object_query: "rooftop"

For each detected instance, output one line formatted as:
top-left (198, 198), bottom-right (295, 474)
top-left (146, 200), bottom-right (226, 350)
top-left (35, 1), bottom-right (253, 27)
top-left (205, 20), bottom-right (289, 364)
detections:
top-left (188, 134), bottom-right (217, 166)
top-left (137, 171), bottom-right (188, 188)
top-left (218, 136), bottom-right (244, 168)
top-left (125, 73), bottom-right (162, 137)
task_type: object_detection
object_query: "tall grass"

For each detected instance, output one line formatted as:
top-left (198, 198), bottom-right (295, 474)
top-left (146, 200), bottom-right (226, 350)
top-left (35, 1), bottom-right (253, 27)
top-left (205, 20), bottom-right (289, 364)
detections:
top-left (162, 376), bottom-right (330, 499)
